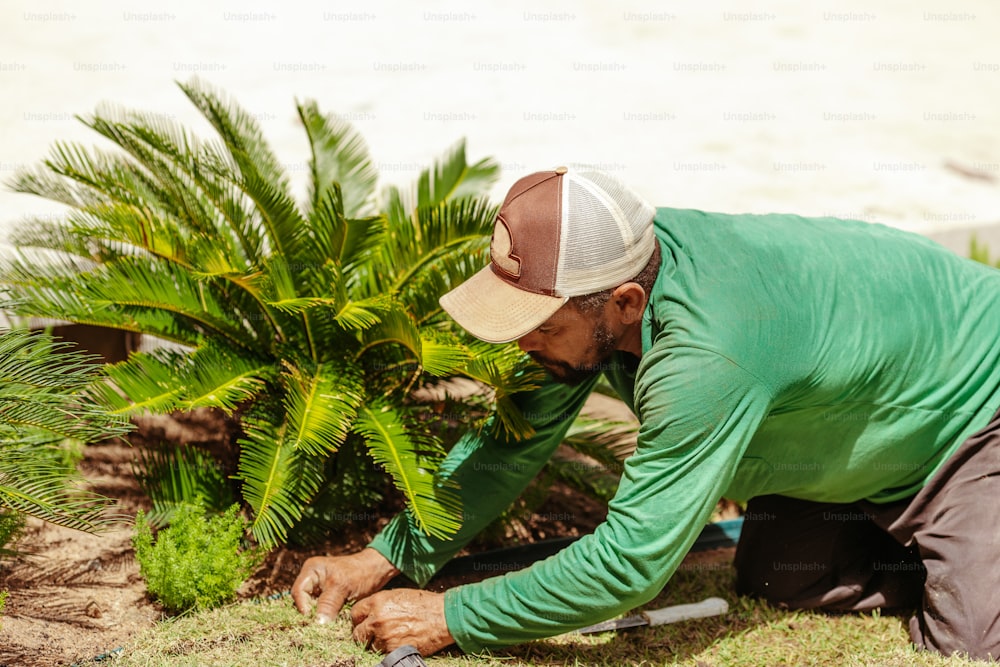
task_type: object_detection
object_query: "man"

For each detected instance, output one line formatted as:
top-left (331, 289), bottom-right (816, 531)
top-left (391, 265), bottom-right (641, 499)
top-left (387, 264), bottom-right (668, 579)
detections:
top-left (293, 167), bottom-right (1000, 661)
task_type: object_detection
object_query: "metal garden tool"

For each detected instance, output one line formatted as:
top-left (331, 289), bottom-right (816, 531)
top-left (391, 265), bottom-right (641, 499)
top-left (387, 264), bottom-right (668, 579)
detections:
top-left (577, 596), bottom-right (729, 634)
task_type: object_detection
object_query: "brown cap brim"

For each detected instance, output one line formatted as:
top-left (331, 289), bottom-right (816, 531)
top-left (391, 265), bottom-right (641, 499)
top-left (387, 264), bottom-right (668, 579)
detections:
top-left (439, 265), bottom-right (568, 344)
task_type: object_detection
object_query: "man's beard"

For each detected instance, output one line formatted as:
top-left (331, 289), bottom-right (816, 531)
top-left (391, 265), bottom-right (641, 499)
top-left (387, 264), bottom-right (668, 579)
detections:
top-left (529, 319), bottom-right (618, 386)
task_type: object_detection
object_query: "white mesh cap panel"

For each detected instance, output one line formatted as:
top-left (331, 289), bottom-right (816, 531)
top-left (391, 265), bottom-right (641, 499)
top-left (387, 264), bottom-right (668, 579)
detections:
top-left (555, 170), bottom-right (656, 296)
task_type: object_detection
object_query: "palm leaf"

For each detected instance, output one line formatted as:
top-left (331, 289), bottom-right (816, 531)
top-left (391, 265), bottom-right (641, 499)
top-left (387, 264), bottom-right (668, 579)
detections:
top-left (304, 186), bottom-right (385, 275)
top-left (87, 107), bottom-right (267, 263)
top-left (83, 109), bottom-right (253, 253)
top-left (418, 335), bottom-right (472, 377)
top-left (179, 79), bottom-right (307, 261)
top-left (282, 361), bottom-right (365, 456)
top-left (178, 345), bottom-right (269, 413)
top-left (297, 100), bottom-right (378, 218)
top-left (358, 305), bottom-right (423, 362)
top-left (0, 447), bottom-right (122, 532)
top-left (269, 294), bottom-right (394, 332)
top-left (95, 344), bottom-right (268, 416)
top-left (0, 329), bottom-right (131, 443)
top-left (460, 342), bottom-right (543, 442)
top-left (392, 196), bottom-right (498, 298)
top-left (91, 348), bottom-right (187, 414)
top-left (0, 328), bottom-right (101, 388)
top-left (237, 414), bottom-right (326, 547)
top-left (81, 256), bottom-right (253, 350)
top-left (561, 416), bottom-right (639, 469)
top-left (133, 445), bottom-right (236, 527)
top-left (0, 329), bottom-right (131, 533)
top-left (414, 139), bottom-right (501, 209)
top-left (354, 404), bottom-right (462, 539)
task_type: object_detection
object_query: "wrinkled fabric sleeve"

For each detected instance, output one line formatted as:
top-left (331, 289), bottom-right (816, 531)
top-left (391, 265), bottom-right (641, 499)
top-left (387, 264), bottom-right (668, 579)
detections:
top-left (366, 374), bottom-right (600, 587)
top-left (443, 346), bottom-right (774, 653)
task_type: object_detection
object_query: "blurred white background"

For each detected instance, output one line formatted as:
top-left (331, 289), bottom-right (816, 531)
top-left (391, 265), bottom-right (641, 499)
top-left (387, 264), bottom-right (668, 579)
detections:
top-left (2, 0), bottom-right (999, 254)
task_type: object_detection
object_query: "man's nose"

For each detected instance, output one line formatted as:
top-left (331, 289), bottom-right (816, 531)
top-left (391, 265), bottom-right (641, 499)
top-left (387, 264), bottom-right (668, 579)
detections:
top-left (518, 330), bottom-right (542, 354)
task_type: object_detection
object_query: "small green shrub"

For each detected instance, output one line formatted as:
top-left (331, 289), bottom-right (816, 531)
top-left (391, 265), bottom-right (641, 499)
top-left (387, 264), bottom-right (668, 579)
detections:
top-left (0, 510), bottom-right (26, 559)
top-left (133, 503), bottom-right (263, 614)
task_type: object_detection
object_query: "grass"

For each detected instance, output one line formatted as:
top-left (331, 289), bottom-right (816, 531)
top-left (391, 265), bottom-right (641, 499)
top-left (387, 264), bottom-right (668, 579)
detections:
top-left (105, 551), bottom-right (990, 667)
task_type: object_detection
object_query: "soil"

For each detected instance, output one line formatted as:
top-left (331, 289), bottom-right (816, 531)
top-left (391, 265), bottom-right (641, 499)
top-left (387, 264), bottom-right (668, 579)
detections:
top-left (0, 408), bottom-right (740, 667)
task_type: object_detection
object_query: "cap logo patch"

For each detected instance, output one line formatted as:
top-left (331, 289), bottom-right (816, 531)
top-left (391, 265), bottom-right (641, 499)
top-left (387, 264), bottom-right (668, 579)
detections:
top-left (491, 216), bottom-right (521, 279)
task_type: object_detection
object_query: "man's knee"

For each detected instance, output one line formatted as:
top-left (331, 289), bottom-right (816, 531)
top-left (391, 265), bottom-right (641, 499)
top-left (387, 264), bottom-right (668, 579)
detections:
top-left (911, 614), bottom-right (1000, 663)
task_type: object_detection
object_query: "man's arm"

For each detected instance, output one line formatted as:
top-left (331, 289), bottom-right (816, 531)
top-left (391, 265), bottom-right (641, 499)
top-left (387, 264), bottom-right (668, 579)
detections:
top-left (444, 346), bottom-right (773, 652)
top-left (367, 373), bottom-right (601, 585)
top-left (293, 371), bottom-right (600, 634)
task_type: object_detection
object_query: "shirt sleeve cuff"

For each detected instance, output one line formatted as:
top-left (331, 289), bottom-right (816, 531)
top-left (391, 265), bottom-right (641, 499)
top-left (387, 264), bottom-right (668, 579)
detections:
top-left (365, 513), bottom-right (438, 588)
top-left (444, 586), bottom-right (483, 654)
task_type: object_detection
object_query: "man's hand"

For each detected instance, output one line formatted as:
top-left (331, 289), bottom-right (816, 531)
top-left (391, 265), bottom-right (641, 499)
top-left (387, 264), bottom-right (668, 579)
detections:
top-left (291, 548), bottom-right (400, 624)
top-left (351, 589), bottom-right (455, 656)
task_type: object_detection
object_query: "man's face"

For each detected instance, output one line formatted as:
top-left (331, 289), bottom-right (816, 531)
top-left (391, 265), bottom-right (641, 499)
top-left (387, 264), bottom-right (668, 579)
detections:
top-left (517, 302), bottom-right (620, 385)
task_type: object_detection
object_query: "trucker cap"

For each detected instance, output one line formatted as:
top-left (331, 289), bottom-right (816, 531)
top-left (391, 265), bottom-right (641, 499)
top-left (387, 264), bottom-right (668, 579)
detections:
top-left (439, 166), bottom-right (656, 343)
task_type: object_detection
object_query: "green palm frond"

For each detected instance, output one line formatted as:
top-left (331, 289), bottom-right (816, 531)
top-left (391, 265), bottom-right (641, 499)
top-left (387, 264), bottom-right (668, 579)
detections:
top-left (85, 110), bottom-right (243, 240)
top-left (0, 329), bottom-right (131, 443)
top-left (332, 296), bottom-right (396, 331)
top-left (0, 328), bottom-right (100, 388)
top-left (64, 204), bottom-right (189, 265)
top-left (304, 186), bottom-right (385, 276)
top-left (7, 160), bottom-right (98, 208)
top-left (1, 282), bottom-right (202, 346)
top-left (7, 216), bottom-right (116, 264)
top-left (414, 139), bottom-right (500, 209)
top-left (267, 294), bottom-right (394, 332)
top-left (237, 414), bottom-right (326, 547)
top-left (0, 447), bottom-right (122, 532)
top-left (82, 256), bottom-right (253, 349)
top-left (177, 345), bottom-right (269, 413)
top-left (0, 329), bottom-right (131, 533)
top-left (297, 100), bottom-right (378, 218)
top-left (95, 344), bottom-right (267, 416)
top-left (460, 343), bottom-right (544, 441)
top-left (355, 404), bottom-right (462, 539)
top-left (562, 417), bottom-right (639, 469)
top-left (133, 445), bottom-right (236, 528)
top-left (359, 306), bottom-right (423, 363)
top-left (391, 196), bottom-right (498, 299)
top-left (418, 334), bottom-right (472, 378)
top-left (84, 106), bottom-right (266, 262)
top-left (89, 348), bottom-right (186, 414)
top-left (282, 361), bottom-right (365, 456)
top-left (179, 79), bottom-right (307, 261)
top-left (33, 141), bottom-right (166, 211)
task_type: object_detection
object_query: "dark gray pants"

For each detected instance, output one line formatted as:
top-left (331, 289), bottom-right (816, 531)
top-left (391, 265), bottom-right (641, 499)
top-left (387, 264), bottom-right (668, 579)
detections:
top-left (734, 408), bottom-right (1000, 662)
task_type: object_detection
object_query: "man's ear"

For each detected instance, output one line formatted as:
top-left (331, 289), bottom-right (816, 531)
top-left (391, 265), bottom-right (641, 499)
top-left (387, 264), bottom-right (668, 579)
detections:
top-left (610, 283), bottom-right (647, 325)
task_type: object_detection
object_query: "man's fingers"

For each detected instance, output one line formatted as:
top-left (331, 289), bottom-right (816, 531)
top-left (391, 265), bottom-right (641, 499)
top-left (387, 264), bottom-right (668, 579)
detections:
top-left (351, 600), bottom-right (376, 649)
top-left (314, 586), bottom-right (349, 624)
top-left (350, 594), bottom-right (372, 625)
top-left (290, 559), bottom-right (349, 622)
top-left (290, 570), bottom-right (318, 615)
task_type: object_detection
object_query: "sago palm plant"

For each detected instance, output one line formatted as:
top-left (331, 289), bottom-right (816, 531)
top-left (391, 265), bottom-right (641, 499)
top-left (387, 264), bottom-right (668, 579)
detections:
top-left (1, 79), bottom-right (537, 548)
top-left (0, 328), bottom-right (131, 547)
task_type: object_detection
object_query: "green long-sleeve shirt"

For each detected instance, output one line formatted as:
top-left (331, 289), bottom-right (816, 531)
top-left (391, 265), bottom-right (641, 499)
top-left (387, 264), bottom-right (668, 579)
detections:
top-left (368, 207), bottom-right (1000, 652)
